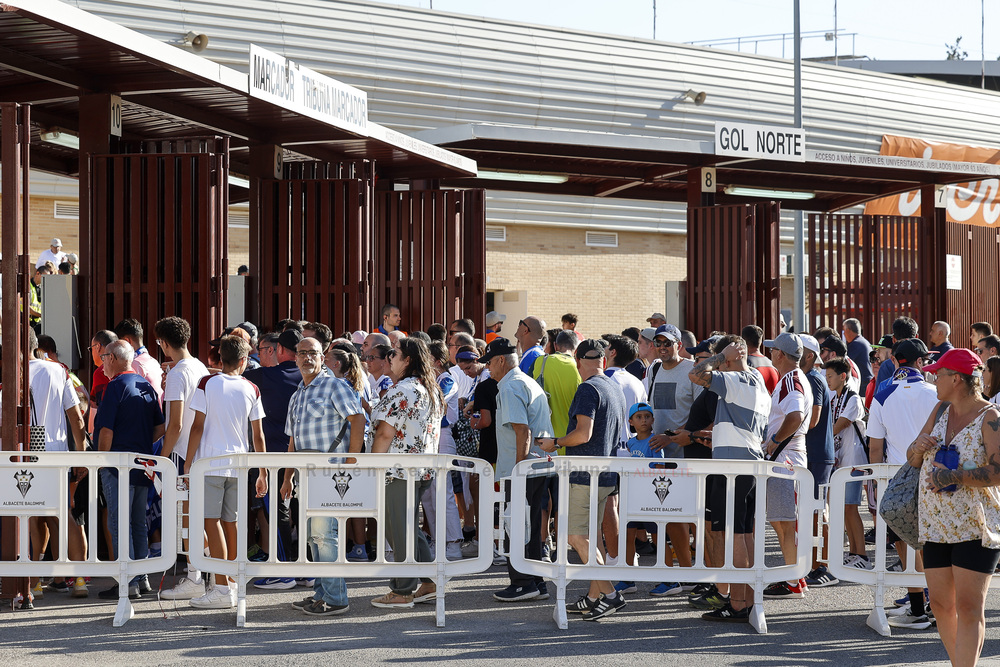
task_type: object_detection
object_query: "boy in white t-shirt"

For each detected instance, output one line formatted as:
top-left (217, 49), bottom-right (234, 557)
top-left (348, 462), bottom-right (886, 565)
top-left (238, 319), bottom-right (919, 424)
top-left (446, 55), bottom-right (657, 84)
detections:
top-left (186, 336), bottom-right (267, 609)
top-left (825, 357), bottom-right (870, 569)
top-left (155, 316), bottom-right (210, 600)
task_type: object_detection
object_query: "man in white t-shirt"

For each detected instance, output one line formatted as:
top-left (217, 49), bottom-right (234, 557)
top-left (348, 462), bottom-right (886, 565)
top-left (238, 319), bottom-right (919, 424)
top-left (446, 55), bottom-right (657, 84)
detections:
top-left (865, 338), bottom-right (939, 629)
top-left (35, 238), bottom-right (66, 270)
top-left (602, 334), bottom-right (647, 444)
top-left (154, 316), bottom-right (210, 601)
top-left (186, 335), bottom-right (267, 609)
top-left (761, 333), bottom-right (812, 599)
top-left (27, 328), bottom-right (88, 596)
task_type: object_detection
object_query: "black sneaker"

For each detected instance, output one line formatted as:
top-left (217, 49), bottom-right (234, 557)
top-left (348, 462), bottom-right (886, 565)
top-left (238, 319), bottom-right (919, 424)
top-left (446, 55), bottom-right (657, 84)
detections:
top-left (302, 599), bottom-right (350, 616)
top-left (98, 584), bottom-right (140, 600)
top-left (566, 595), bottom-right (596, 614)
top-left (702, 602), bottom-right (751, 622)
top-left (494, 585), bottom-right (540, 602)
top-left (762, 581), bottom-right (805, 599)
top-left (635, 539), bottom-right (656, 556)
top-left (804, 566), bottom-right (839, 588)
top-left (864, 527), bottom-right (876, 544)
top-left (292, 596), bottom-right (318, 610)
top-left (536, 582), bottom-right (549, 600)
top-left (47, 580), bottom-right (69, 592)
top-left (582, 593), bottom-right (626, 621)
top-left (690, 590), bottom-right (730, 610)
top-left (688, 583), bottom-right (715, 599)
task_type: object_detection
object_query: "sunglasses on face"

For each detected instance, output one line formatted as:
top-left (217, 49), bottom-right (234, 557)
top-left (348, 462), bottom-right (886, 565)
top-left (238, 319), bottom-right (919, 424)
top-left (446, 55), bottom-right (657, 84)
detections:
top-left (578, 354), bottom-right (603, 361)
top-left (387, 350), bottom-right (399, 359)
top-left (653, 339), bottom-right (675, 348)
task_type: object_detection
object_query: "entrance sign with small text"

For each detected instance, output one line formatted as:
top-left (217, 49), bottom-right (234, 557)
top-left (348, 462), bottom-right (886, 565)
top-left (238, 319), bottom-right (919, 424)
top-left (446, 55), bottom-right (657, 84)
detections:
top-left (715, 122), bottom-right (805, 162)
top-left (249, 44), bottom-right (368, 136)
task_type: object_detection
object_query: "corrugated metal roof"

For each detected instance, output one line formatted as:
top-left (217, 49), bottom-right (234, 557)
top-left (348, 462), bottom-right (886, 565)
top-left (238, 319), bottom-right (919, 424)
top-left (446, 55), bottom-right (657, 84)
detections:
top-left (61, 0), bottom-right (1000, 234)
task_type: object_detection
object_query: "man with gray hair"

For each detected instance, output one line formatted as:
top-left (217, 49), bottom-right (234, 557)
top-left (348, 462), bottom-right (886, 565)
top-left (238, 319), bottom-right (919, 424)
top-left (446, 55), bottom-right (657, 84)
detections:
top-left (515, 316), bottom-right (547, 375)
top-left (841, 318), bottom-right (872, 387)
top-left (928, 320), bottom-right (954, 360)
top-left (479, 338), bottom-right (553, 602)
top-left (94, 339), bottom-right (165, 599)
top-left (760, 332), bottom-right (812, 599)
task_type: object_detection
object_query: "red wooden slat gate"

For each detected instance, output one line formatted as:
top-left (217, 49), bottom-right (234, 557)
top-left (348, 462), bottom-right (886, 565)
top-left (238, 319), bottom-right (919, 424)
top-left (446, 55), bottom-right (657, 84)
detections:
top-left (686, 203), bottom-right (781, 339)
top-left (945, 222), bottom-right (1000, 341)
top-left (808, 214), bottom-right (925, 339)
top-left (257, 177), bottom-right (374, 333)
top-left (90, 139), bottom-right (228, 359)
top-left (375, 190), bottom-right (486, 334)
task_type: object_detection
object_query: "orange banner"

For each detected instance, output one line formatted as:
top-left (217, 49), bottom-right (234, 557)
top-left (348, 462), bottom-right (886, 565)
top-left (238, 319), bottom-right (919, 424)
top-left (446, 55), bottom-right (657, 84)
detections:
top-left (864, 135), bottom-right (1000, 226)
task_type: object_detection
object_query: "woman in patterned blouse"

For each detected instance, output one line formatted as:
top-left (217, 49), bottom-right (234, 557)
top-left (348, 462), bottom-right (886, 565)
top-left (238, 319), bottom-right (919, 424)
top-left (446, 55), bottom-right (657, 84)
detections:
top-left (908, 348), bottom-right (1000, 666)
top-left (368, 337), bottom-right (444, 609)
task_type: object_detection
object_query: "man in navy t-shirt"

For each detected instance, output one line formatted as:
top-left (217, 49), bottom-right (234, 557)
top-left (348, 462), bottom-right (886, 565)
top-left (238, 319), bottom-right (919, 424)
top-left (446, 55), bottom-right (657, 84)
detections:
top-left (94, 340), bottom-right (164, 599)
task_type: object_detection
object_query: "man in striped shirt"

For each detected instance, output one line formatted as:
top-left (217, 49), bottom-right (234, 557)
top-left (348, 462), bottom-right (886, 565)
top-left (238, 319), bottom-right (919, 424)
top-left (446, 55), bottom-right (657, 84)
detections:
top-left (688, 335), bottom-right (771, 623)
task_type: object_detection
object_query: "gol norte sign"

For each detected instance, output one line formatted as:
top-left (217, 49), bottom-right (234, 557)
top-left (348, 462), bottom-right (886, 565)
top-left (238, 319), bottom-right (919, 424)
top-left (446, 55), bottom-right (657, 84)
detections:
top-left (249, 44), bottom-right (368, 137)
top-left (865, 135), bottom-right (1000, 227)
top-left (715, 122), bottom-right (805, 162)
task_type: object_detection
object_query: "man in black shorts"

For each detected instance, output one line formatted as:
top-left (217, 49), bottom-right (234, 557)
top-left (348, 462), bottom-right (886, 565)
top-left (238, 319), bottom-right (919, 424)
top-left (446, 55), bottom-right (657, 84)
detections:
top-left (688, 335), bottom-right (772, 622)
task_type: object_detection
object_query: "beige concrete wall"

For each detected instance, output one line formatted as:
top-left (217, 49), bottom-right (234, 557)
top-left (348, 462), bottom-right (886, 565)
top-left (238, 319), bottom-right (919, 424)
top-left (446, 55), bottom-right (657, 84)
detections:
top-left (486, 223), bottom-right (688, 338)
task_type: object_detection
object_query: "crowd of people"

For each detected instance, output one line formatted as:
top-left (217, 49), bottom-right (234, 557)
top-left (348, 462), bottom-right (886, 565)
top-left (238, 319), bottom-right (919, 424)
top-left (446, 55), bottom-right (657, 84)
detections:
top-left (15, 298), bottom-right (1000, 663)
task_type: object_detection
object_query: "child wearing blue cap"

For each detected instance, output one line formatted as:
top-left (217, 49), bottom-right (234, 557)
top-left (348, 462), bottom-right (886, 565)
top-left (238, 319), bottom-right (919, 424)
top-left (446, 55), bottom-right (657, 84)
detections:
top-left (614, 402), bottom-right (664, 594)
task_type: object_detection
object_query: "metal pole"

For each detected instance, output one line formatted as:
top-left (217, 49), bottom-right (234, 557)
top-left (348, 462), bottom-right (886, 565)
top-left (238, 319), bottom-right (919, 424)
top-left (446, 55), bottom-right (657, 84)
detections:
top-left (982, 0), bottom-right (986, 89)
top-left (834, 1), bottom-right (839, 66)
top-left (653, 0), bottom-right (657, 40)
top-left (793, 0), bottom-right (806, 333)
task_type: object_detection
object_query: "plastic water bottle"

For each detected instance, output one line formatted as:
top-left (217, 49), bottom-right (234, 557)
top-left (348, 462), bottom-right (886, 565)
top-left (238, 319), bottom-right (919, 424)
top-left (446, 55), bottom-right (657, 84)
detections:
top-left (935, 443), bottom-right (960, 493)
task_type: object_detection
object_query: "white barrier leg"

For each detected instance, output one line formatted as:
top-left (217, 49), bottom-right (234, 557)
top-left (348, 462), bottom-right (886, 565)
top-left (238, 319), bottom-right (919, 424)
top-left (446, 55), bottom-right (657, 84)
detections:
top-left (435, 567), bottom-right (447, 628)
top-left (553, 580), bottom-right (568, 630)
top-left (113, 572), bottom-right (134, 627)
top-left (750, 575), bottom-right (767, 634)
top-left (867, 582), bottom-right (891, 637)
top-left (236, 570), bottom-right (247, 627)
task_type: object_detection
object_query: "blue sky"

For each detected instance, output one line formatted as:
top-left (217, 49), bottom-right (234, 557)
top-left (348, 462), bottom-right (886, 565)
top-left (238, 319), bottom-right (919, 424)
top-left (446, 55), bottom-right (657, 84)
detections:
top-left (392, 0), bottom-right (996, 61)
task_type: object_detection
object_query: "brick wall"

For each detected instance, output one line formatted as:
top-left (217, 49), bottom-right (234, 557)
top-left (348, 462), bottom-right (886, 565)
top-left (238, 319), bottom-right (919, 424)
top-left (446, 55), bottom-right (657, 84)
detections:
top-left (486, 223), bottom-right (688, 338)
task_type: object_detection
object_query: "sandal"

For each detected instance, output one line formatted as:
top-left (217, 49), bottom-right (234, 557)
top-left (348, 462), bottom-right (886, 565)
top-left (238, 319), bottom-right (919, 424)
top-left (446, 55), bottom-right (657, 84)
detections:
top-left (371, 591), bottom-right (414, 609)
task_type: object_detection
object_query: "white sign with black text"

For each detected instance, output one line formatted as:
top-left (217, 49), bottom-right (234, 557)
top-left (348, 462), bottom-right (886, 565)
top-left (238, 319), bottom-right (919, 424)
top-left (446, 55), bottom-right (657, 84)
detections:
top-left (715, 122), bottom-right (805, 162)
top-left (0, 467), bottom-right (61, 513)
top-left (624, 471), bottom-right (699, 520)
top-left (249, 44), bottom-right (369, 137)
top-left (305, 467), bottom-right (379, 515)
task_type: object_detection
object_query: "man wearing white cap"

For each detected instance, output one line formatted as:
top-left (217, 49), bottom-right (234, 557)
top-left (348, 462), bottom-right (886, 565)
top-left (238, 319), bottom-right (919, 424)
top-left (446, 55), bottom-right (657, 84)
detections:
top-left (36, 238), bottom-right (66, 270)
top-left (485, 311), bottom-right (506, 343)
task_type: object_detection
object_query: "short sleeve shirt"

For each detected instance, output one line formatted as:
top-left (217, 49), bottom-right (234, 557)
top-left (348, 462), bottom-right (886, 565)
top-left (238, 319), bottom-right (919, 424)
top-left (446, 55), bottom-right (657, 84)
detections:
top-left (565, 373), bottom-right (627, 486)
top-left (830, 389), bottom-right (867, 468)
top-left (642, 358), bottom-right (697, 458)
top-left (285, 372), bottom-right (363, 454)
top-left (28, 360), bottom-right (79, 451)
top-left (708, 370), bottom-right (770, 461)
top-left (162, 357), bottom-right (209, 460)
top-left (189, 373), bottom-right (265, 476)
top-left (532, 352), bottom-right (581, 438)
top-left (368, 377), bottom-right (442, 481)
top-left (94, 373), bottom-right (165, 485)
top-left (765, 368), bottom-right (812, 466)
top-left (495, 368), bottom-right (553, 478)
top-left (867, 366), bottom-right (939, 465)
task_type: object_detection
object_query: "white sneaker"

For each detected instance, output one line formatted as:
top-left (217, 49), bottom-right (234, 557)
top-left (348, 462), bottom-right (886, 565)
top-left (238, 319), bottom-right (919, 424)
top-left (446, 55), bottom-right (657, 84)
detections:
top-left (886, 602), bottom-right (911, 617)
top-left (161, 577), bottom-right (206, 600)
top-left (887, 612), bottom-right (933, 629)
top-left (605, 555), bottom-right (619, 567)
top-left (446, 541), bottom-right (464, 561)
top-left (190, 586), bottom-right (236, 609)
top-left (844, 554), bottom-right (874, 570)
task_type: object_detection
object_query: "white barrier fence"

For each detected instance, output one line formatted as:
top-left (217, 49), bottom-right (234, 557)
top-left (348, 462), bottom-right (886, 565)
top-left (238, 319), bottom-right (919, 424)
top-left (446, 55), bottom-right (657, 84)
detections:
top-left (826, 463), bottom-right (1000, 637)
top-left (186, 452), bottom-right (495, 627)
top-left (509, 456), bottom-right (822, 633)
top-left (0, 451), bottom-right (178, 626)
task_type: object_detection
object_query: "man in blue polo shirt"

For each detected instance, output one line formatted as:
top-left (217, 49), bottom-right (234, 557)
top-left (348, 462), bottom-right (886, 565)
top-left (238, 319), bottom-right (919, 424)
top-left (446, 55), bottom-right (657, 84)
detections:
top-left (95, 340), bottom-right (165, 600)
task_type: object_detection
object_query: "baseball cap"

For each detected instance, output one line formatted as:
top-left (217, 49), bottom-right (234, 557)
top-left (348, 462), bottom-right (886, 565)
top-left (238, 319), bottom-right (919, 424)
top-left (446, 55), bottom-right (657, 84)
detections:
top-left (639, 327), bottom-right (657, 341)
top-left (654, 324), bottom-right (682, 342)
top-left (924, 348), bottom-right (982, 376)
top-left (278, 329), bottom-right (303, 353)
top-left (576, 338), bottom-right (608, 360)
top-left (351, 330), bottom-right (368, 345)
top-left (893, 338), bottom-right (930, 364)
top-left (686, 335), bottom-right (723, 356)
top-left (478, 337), bottom-right (517, 363)
top-left (486, 310), bottom-right (506, 327)
top-left (236, 321), bottom-right (258, 340)
top-left (799, 334), bottom-right (823, 364)
top-left (819, 336), bottom-right (847, 357)
top-left (209, 327), bottom-right (235, 346)
top-left (647, 312), bottom-right (667, 323)
top-left (763, 332), bottom-right (803, 360)
top-left (628, 402), bottom-right (653, 419)
top-left (872, 335), bottom-right (893, 349)
top-left (65, 253), bottom-right (78, 264)
top-left (50, 238), bottom-right (62, 248)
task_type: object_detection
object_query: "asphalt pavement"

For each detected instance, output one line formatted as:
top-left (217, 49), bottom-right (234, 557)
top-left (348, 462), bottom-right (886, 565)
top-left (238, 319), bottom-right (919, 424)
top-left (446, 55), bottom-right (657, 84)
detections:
top-left (3, 535), bottom-right (1000, 666)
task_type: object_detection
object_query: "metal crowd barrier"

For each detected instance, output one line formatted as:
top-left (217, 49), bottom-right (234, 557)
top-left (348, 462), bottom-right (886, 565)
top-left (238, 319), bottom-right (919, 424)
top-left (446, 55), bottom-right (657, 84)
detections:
top-left (508, 456), bottom-right (821, 633)
top-left (0, 451), bottom-right (178, 626)
top-left (186, 452), bottom-right (495, 627)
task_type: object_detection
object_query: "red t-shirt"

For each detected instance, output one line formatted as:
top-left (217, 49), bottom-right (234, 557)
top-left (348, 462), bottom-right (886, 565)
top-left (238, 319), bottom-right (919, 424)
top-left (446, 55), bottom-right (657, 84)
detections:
top-left (92, 366), bottom-right (110, 405)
